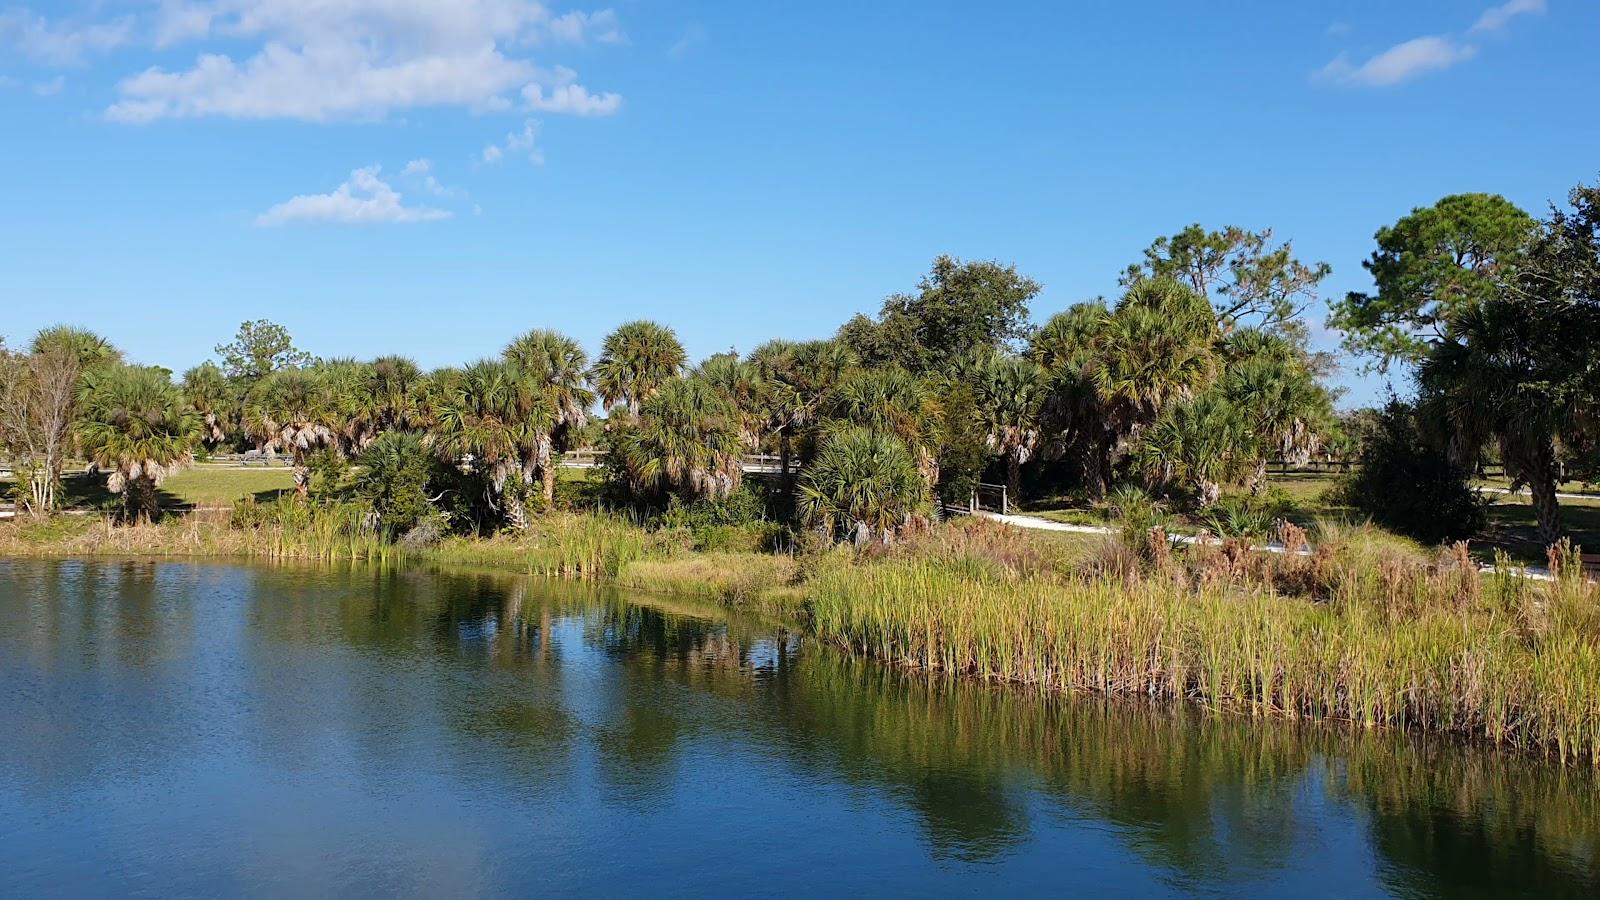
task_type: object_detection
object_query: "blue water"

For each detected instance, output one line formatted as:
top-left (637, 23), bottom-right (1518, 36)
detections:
top-left (1, 559), bottom-right (1595, 897)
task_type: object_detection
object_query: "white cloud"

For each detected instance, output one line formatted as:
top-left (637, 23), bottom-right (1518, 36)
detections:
top-left (480, 120), bottom-right (543, 166)
top-left (256, 165), bottom-right (450, 226)
top-left (1317, 0), bottom-right (1545, 88)
top-left (33, 75), bottom-right (64, 96)
top-left (0, 8), bottom-right (132, 65)
top-left (100, 1), bottom-right (624, 123)
top-left (1471, 0), bottom-right (1545, 34)
top-left (523, 81), bottom-right (621, 115)
top-left (544, 9), bottom-right (624, 45)
top-left (1316, 35), bottom-right (1477, 87)
top-left (400, 157), bottom-right (463, 197)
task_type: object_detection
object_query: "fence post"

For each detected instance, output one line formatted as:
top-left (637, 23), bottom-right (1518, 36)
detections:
top-left (1001, 485), bottom-right (1008, 516)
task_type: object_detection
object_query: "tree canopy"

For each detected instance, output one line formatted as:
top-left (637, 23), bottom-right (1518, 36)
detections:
top-left (1329, 193), bottom-right (1535, 371)
top-left (215, 319), bottom-right (314, 384)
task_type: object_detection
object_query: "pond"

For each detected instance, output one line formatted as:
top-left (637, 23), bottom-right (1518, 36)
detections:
top-left (1, 559), bottom-right (1596, 897)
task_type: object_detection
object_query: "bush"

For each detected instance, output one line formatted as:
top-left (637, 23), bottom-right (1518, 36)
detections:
top-left (1200, 493), bottom-right (1279, 540)
top-left (1338, 400), bottom-right (1486, 544)
top-left (352, 431), bottom-right (435, 534)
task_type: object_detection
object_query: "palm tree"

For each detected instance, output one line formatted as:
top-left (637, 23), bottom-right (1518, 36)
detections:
top-left (369, 355), bottom-right (422, 434)
top-left (504, 329), bottom-right (595, 507)
top-left (1418, 299), bottom-right (1575, 546)
top-left (750, 338), bottom-right (858, 483)
top-left (1029, 303), bottom-right (1114, 500)
top-left (429, 360), bottom-right (554, 531)
top-left (243, 367), bottom-right (336, 497)
top-left (30, 325), bottom-right (122, 369)
top-left (591, 320), bottom-right (685, 417)
top-left (798, 427), bottom-right (930, 545)
top-left (316, 358), bottom-right (380, 453)
top-left (972, 356), bottom-right (1046, 505)
top-left (75, 366), bottom-right (201, 520)
top-left (1133, 391), bottom-right (1250, 507)
top-left (614, 376), bottom-right (744, 501)
top-left (180, 361), bottom-right (233, 448)
top-left (1219, 354), bottom-right (1333, 488)
top-left (825, 367), bottom-right (942, 486)
top-left (352, 430), bottom-right (433, 534)
top-left (1078, 280), bottom-right (1218, 501)
top-left (694, 351), bottom-right (765, 450)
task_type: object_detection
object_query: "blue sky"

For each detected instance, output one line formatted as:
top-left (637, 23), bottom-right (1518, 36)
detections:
top-left (3, 0), bottom-right (1596, 407)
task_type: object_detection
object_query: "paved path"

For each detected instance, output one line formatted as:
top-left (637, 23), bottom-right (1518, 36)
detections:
top-left (1478, 486), bottom-right (1600, 501)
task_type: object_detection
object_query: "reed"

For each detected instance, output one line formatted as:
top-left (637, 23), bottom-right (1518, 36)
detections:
top-left (424, 512), bottom-right (670, 578)
top-left (808, 526), bottom-right (1600, 765)
top-left (618, 552), bottom-right (803, 613)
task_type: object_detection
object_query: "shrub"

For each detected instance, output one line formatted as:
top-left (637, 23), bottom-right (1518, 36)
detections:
top-left (1338, 400), bottom-right (1486, 544)
top-left (352, 431), bottom-right (434, 534)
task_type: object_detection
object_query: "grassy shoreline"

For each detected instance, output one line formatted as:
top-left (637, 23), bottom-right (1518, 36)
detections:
top-left (3, 511), bottom-right (1597, 764)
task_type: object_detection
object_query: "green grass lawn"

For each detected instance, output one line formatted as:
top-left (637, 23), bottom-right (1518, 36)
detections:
top-left (158, 465), bottom-right (295, 508)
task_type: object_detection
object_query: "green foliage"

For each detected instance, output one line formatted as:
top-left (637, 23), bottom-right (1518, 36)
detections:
top-left (304, 448), bottom-right (349, 503)
top-left (838, 255), bottom-right (1041, 374)
top-left (1414, 183), bottom-right (1600, 545)
top-left (215, 319), bottom-right (313, 384)
top-left (655, 483), bottom-right (771, 530)
top-left (1338, 400), bottom-right (1486, 545)
top-left (613, 375), bottom-right (745, 502)
top-left (932, 382), bottom-right (989, 507)
top-left (798, 426), bottom-right (931, 544)
top-left (74, 364), bottom-right (202, 520)
top-left (1330, 193), bottom-right (1535, 370)
top-left (180, 361), bottom-right (233, 447)
top-left (590, 320), bottom-right (686, 415)
top-left (1198, 494), bottom-right (1275, 540)
top-left (1123, 223), bottom-right (1331, 330)
top-left (1133, 390), bottom-right (1250, 507)
top-left (972, 354), bottom-right (1046, 501)
top-left (352, 431), bottom-right (434, 534)
top-left (30, 325), bottom-right (122, 369)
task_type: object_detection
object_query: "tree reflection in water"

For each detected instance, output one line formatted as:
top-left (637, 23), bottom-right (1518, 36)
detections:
top-left (1, 560), bottom-right (1596, 896)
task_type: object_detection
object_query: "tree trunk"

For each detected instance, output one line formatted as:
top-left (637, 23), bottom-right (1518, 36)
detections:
top-left (542, 463), bottom-right (557, 510)
top-left (1249, 458), bottom-right (1267, 494)
top-left (127, 476), bottom-right (158, 523)
top-left (1007, 453), bottom-right (1022, 512)
top-left (1076, 442), bottom-right (1104, 504)
top-left (1512, 440), bottom-right (1563, 548)
top-left (1528, 466), bottom-right (1563, 548)
top-left (292, 464), bottom-right (310, 498)
top-left (505, 494), bottom-right (528, 531)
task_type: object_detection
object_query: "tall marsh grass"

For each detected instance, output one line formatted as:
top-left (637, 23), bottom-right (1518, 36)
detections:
top-left (426, 512), bottom-right (669, 578)
top-left (809, 522), bottom-right (1600, 765)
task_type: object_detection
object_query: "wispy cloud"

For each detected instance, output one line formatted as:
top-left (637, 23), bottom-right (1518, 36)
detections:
top-left (33, 74), bottom-right (64, 96)
top-left (668, 24), bottom-right (707, 60)
top-left (256, 165), bottom-right (449, 226)
top-left (481, 120), bottom-right (543, 166)
top-left (1315, 0), bottom-right (1543, 88)
top-left (1471, 0), bottom-right (1545, 34)
top-left (400, 158), bottom-right (464, 198)
top-left (0, 7), bottom-right (132, 65)
top-left (543, 8), bottom-right (625, 45)
top-left (1316, 36), bottom-right (1477, 87)
top-left (96, 1), bottom-right (624, 123)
